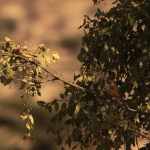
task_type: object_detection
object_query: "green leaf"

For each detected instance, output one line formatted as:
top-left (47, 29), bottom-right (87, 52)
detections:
top-left (99, 27), bottom-right (111, 35)
top-left (131, 2), bottom-right (140, 8)
top-left (133, 80), bottom-right (138, 88)
top-left (76, 102), bottom-right (86, 107)
top-left (50, 114), bottom-right (58, 123)
top-left (56, 127), bottom-right (64, 135)
top-left (51, 99), bottom-right (57, 105)
top-left (54, 102), bottom-right (59, 111)
top-left (54, 135), bottom-right (62, 145)
top-left (61, 102), bottom-right (67, 110)
top-left (37, 101), bottom-right (45, 107)
top-left (48, 105), bottom-right (52, 112)
top-left (60, 93), bottom-right (65, 99)
top-left (37, 91), bottom-right (41, 96)
top-left (64, 119), bottom-right (74, 126)
top-left (129, 17), bottom-right (136, 26)
top-left (104, 43), bottom-right (109, 51)
top-left (108, 129), bottom-right (116, 135)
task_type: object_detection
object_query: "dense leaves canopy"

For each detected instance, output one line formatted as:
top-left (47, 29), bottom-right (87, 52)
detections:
top-left (44, 0), bottom-right (150, 149)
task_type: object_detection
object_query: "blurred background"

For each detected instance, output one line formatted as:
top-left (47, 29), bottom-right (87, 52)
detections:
top-left (0, 0), bottom-right (144, 150)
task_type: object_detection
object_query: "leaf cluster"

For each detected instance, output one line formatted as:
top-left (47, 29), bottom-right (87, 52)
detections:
top-left (45, 0), bottom-right (150, 149)
top-left (0, 36), bottom-right (60, 141)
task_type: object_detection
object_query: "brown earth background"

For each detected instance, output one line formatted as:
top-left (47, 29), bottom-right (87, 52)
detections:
top-left (0, 0), bottom-right (147, 149)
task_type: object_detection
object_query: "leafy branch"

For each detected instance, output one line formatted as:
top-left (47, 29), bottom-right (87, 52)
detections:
top-left (0, 49), bottom-right (137, 112)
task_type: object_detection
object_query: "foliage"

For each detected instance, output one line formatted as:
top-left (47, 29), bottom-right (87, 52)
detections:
top-left (42, 0), bottom-right (150, 149)
top-left (92, 0), bottom-right (104, 5)
top-left (0, 0), bottom-right (150, 149)
top-left (0, 36), bottom-right (60, 142)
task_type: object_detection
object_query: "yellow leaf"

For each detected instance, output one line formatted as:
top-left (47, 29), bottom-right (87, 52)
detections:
top-left (29, 114), bottom-right (34, 124)
top-left (20, 115), bottom-right (28, 120)
top-left (26, 123), bottom-right (30, 130)
top-left (74, 102), bottom-right (86, 118)
top-left (52, 51), bottom-right (60, 61)
top-left (5, 37), bottom-right (11, 42)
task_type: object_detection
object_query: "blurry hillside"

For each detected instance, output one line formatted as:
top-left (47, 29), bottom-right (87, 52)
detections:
top-left (0, 0), bottom-right (116, 150)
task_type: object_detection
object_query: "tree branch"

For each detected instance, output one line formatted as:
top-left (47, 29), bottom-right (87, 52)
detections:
top-left (0, 51), bottom-right (138, 112)
top-left (40, 65), bottom-right (138, 112)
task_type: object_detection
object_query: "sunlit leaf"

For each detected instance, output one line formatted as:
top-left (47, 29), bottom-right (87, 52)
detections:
top-left (5, 37), bottom-right (11, 42)
top-left (20, 115), bottom-right (28, 120)
top-left (104, 43), bottom-right (109, 51)
top-left (29, 114), bottom-right (34, 124)
top-left (26, 123), bottom-right (31, 130)
top-left (52, 51), bottom-right (60, 62)
top-left (77, 76), bottom-right (83, 83)
top-left (135, 113), bottom-right (140, 123)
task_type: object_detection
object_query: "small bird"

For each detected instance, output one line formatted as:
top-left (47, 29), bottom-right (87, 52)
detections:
top-left (108, 84), bottom-right (122, 100)
top-left (12, 48), bottom-right (32, 58)
top-left (12, 48), bottom-right (40, 64)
